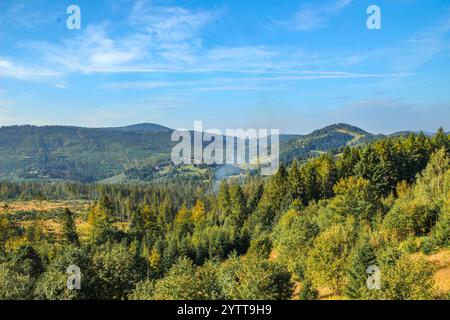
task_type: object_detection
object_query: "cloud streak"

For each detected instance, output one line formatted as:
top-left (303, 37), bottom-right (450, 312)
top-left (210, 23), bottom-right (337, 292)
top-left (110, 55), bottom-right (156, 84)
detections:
top-left (274, 0), bottom-right (353, 31)
top-left (0, 57), bottom-right (61, 80)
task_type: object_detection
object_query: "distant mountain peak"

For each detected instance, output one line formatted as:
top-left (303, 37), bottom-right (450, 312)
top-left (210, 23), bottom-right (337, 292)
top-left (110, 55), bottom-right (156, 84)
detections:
top-left (311, 123), bottom-right (371, 136)
top-left (107, 123), bottom-right (172, 132)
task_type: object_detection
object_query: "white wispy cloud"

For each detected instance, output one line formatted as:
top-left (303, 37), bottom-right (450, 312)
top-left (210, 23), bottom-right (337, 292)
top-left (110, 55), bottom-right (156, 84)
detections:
top-left (0, 57), bottom-right (61, 80)
top-left (275, 0), bottom-right (353, 31)
top-left (101, 81), bottom-right (170, 90)
top-left (0, 3), bottom-right (57, 29)
top-left (391, 14), bottom-right (450, 72)
top-left (20, 24), bottom-right (151, 74)
top-left (129, 1), bottom-right (216, 43)
top-left (1, 0), bottom-right (422, 88)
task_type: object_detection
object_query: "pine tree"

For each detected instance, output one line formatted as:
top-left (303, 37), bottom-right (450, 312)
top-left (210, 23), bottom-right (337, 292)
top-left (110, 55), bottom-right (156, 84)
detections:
top-left (345, 235), bottom-right (376, 299)
top-left (217, 180), bottom-right (231, 223)
top-left (432, 194), bottom-right (450, 247)
top-left (316, 154), bottom-right (338, 199)
top-left (229, 184), bottom-right (246, 230)
top-left (191, 199), bottom-right (206, 224)
top-left (301, 164), bottom-right (320, 204)
top-left (62, 208), bottom-right (79, 246)
top-left (246, 183), bottom-right (264, 214)
top-left (87, 203), bottom-right (112, 244)
top-left (0, 206), bottom-right (15, 253)
top-left (130, 207), bottom-right (145, 237)
top-left (432, 127), bottom-right (449, 153)
top-left (288, 160), bottom-right (304, 201)
top-left (337, 146), bottom-right (359, 179)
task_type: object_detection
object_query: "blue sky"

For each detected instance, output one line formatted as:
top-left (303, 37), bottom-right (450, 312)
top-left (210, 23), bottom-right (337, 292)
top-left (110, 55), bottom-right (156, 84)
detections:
top-left (0, 0), bottom-right (449, 134)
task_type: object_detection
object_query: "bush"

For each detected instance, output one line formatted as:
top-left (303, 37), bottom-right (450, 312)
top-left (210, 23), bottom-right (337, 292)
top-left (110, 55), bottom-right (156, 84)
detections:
top-left (0, 263), bottom-right (33, 300)
top-left (306, 223), bottom-right (352, 294)
top-left (218, 253), bottom-right (294, 300)
top-left (90, 242), bottom-right (146, 299)
top-left (379, 254), bottom-right (436, 300)
top-left (153, 257), bottom-right (201, 300)
top-left (128, 280), bottom-right (155, 300)
top-left (33, 245), bottom-right (92, 300)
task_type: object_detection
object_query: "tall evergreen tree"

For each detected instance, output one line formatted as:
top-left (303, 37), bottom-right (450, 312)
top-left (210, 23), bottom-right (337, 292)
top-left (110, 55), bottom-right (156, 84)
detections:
top-left (87, 203), bottom-right (112, 244)
top-left (301, 164), bottom-right (320, 204)
top-left (217, 180), bottom-right (231, 223)
top-left (288, 160), bottom-right (304, 201)
top-left (62, 208), bottom-right (79, 246)
top-left (345, 235), bottom-right (377, 299)
top-left (229, 184), bottom-right (247, 230)
top-left (432, 195), bottom-right (450, 248)
top-left (432, 127), bottom-right (449, 153)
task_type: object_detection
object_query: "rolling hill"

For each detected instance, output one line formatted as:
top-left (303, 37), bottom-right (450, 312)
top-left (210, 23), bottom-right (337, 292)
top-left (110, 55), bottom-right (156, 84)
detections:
top-left (279, 123), bottom-right (384, 162)
top-left (0, 123), bottom-right (385, 182)
top-left (0, 124), bottom-right (175, 182)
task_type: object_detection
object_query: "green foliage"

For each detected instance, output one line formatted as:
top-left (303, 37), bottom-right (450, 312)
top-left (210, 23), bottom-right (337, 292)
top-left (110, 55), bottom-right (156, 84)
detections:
top-left (90, 242), bottom-right (145, 299)
top-left (87, 203), bottom-right (114, 244)
top-left (153, 257), bottom-right (201, 300)
top-left (432, 193), bottom-right (450, 248)
top-left (218, 253), bottom-right (294, 300)
top-left (247, 232), bottom-right (272, 258)
top-left (378, 254), bottom-right (436, 300)
top-left (8, 245), bottom-right (44, 279)
top-left (61, 208), bottom-right (79, 246)
top-left (0, 263), bottom-right (33, 299)
top-left (306, 223), bottom-right (352, 294)
top-left (0, 125), bottom-right (174, 182)
top-left (345, 233), bottom-right (377, 299)
top-left (299, 278), bottom-right (319, 300)
top-left (329, 177), bottom-right (377, 222)
top-left (383, 149), bottom-right (449, 239)
top-left (272, 209), bottom-right (319, 279)
top-left (0, 210), bottom-right (16, 253)
top-left (33, 245), bottom-right (92, 300)
top-left (128, 279), bottom-right (155, 300)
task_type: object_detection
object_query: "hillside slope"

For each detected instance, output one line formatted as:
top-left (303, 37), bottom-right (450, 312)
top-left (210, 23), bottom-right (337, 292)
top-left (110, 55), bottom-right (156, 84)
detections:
top-left (280, 123), bottom-right (384, 162)
top-left (0, 125), bottom-right (174, 182)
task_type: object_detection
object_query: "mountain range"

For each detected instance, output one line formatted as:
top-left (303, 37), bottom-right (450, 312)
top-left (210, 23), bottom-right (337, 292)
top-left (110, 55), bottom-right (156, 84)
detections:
top-left (0, 123), bottom-right (424, 183)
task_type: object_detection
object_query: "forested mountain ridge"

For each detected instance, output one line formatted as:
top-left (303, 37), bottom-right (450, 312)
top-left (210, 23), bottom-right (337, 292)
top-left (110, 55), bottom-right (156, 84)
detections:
top-left (0, 125), bottom-right (174, 182)
top-left (280, 123), bottom-right (384, 162)
top-left (0, 123), bottom-right (426, 183)
top-left (103, 123), bottom-right (172, 132)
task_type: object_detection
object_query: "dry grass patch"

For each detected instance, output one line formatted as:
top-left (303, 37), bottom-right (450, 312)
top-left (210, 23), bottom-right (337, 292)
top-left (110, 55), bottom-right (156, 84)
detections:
top-left (412, 249), bottom-right (450, 295)
top-left (0, 200), bottom-right (91, 214)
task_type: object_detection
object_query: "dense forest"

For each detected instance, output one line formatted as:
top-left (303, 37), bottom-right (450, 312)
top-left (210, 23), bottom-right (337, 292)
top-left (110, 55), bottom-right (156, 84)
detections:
top-left (0, 123), bottom-right (385, 183)
top-left (1, 129), bottom-right (450, 300)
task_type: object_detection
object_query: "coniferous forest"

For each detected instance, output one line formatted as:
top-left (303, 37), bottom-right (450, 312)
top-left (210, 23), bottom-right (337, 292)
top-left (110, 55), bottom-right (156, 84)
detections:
top-left (1, 129), bottom-right (449, 300)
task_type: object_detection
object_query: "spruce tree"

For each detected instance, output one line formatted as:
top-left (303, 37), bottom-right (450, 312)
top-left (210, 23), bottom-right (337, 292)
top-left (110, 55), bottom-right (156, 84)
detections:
top-left (288, 160), bottom-right (304, 201)
top-left (432, 127), bottom-right (449, 153)
top-left (345, 235), bottom-right (376, 299)
top-left (62, 208), bottom-right (79, 246)
top-left (229, 184), bottom-right (246, 230)
top-left (218, 180), bottom-right (231, 223)
top-left (432, 198), bottom-right (450, 248)
top-left (87, 203), bottom-right (112, 244)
